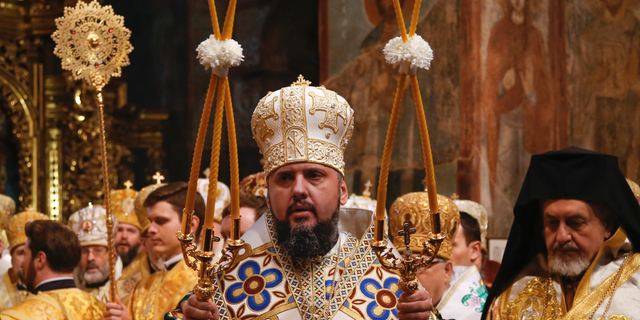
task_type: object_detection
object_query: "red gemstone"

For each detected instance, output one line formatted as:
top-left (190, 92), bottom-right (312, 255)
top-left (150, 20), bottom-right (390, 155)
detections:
top-left (95, 63), bottom-right (99, 69)
top-left (71, 30), bottom-right (76, 34)
top-left (109, 28), bottom-right (113, 33)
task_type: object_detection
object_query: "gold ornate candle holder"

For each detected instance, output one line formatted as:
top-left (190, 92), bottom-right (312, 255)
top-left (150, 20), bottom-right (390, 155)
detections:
top-left (176, 213), bottom-right (251, 301)
top-left (371, 220), bottom-right (445, 292)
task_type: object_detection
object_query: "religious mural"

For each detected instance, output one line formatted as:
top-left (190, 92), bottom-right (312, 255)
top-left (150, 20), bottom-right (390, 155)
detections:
top-left (567, 0), bottom-right (640, 182)
top-left (479, 0), bottom-right (555, 236)
top-left (323, 0), bottom-right (460, 205)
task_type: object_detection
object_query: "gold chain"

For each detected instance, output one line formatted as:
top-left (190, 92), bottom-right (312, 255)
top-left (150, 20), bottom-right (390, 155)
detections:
top-left (587, 253), bottom-right (632, 320)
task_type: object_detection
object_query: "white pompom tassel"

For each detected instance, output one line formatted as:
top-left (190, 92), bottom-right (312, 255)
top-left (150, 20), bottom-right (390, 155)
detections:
top-left (196, 35), bottom-right (244, 78)
top-left (383, 35), bottom-right (433, 75)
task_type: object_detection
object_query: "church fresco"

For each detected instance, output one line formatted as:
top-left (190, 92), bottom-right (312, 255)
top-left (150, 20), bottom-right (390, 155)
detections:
top-left (479, 0), bottom-right (554, 237)
top-left (566, 0), bottom-right (640, 183)
top-left (323, 0), bottom-right (460, 206)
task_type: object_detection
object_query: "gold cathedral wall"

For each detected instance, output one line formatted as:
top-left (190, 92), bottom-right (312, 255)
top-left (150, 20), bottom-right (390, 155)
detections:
top-left (0, 0), bottom-right (167, 220)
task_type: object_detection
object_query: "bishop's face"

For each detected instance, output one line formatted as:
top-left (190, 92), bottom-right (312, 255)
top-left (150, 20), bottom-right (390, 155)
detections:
top-left (267, 163), bottom-right (348, 229)
top-left (10, 244), bottom-right (26, 284)
top-left (543, 199), bottom-right (612, 277)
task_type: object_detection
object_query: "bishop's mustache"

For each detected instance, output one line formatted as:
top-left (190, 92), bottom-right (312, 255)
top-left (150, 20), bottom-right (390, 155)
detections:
top-left (286, 200), bottom-right (318, 218)
top-left (553, 240), bottom-right (579, 252)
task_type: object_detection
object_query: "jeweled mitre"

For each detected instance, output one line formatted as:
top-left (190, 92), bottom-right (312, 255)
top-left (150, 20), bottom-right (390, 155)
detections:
top-left (390, 193), bottom-right (460, 260)
top-left (251, 75), bottom-right (354, 176)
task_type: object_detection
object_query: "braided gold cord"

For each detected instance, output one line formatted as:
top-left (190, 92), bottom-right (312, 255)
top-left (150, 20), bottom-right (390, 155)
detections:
top-left (184, 74), bottom-right (219, 236)
top-left (202, 78), bottom-right (227, 248)
top-left (223, 78), bottom-right (240, 230)
top-left (375, 74), bottom-right (407, 240)
top-left (207, 0), bottom-right (221, 39)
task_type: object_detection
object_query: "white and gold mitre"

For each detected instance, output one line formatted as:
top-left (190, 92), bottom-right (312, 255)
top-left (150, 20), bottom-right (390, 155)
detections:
top-left (0, 195), bottom-right (15, 218)
top-left (251, 75), bottom-right (355, 176)
top-left (68, 203), bottom-right (115, 247)
top-left (453, 199), bottom-right (488, 251)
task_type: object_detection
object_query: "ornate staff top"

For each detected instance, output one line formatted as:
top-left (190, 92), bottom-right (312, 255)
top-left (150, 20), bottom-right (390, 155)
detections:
top-left (51, 0), bottom-right (133, 303)
top-left (52, 0), bottom-right (133, 88)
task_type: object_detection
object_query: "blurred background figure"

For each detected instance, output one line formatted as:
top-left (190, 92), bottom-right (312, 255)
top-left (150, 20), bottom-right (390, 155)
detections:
top-left (69, 203), bottom-right (122, 303)
top-left (0, 209), bottom-right (48, 310)
top-left (0, 195), bottom-right (16, 279)
top-left (112, 182), bottom-right (141, 269)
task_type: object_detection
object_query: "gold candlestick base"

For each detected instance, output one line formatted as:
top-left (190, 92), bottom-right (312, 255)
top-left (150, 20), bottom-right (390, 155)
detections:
top-left (176, 217), bottom-right (252, 301)
top-left (371, 221), bottom-right (446, 293)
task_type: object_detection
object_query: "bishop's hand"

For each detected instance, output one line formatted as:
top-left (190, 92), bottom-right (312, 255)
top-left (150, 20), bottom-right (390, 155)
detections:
top-left (183, 294), bottom-right (220, 320)
top-left (396, 289), bottom-right (433, 320)
top-left (104, 295), bottom-right (129, 320)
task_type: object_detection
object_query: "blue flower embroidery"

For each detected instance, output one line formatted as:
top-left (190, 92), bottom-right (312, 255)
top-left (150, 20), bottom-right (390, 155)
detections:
top-left (225, 260), bottom-right (284, 312)
top-left (360, 277), bottom-right (403, 320)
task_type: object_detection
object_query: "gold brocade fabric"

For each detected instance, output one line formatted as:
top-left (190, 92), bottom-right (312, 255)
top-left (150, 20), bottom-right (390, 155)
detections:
top-left (0, 288), bottom-right (104, 320)
top-left (127, 258), bottom-right (197, 320)
top-left (117, 249), bottom-right (151, 305)
top-left (0, 272), bottom-right (28, 310)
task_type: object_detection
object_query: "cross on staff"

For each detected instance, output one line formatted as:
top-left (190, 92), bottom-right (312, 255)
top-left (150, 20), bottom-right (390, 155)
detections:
top-left (398, 221), bottom-right (416, 256)
top-left (124, 180), bottom-right (133, 190)
top-left (363, 180), bottom-right (372, 198)
top-left (152, 172), bottom-right (165, 184)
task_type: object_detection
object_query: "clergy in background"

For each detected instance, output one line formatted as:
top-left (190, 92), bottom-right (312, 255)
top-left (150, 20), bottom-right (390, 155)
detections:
top-left (174, 77), bottom-right (435, 320)
top-left (116, 176), bottom-right (168, 304)
top-left (112, 185), bottom-right (141, 269)
top-left (0, 220), bottom-right (104, 319)
top-left (0, 210), bottom-right (48, 310)
top-left (391, 192), bottom-right (486, 320)
top-left (484, 147), bottom-right (640, 319)
top-left (69, 204), bottom-right (123, 303)
top-left (120, 182), bottom-right (203, 320)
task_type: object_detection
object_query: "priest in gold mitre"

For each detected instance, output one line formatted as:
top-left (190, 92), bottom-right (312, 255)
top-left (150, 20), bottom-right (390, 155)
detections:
top-left (69, 204), bottom-right (123, 303)
top-left (172, 76), bottom-right (435, 320)
top-left (112, 183), bottom-right (141, 269)
top-left (0, 220), bottom-right (104, 320)
top-left (483, 147), bottom-right (640, 319)
top-left (115, 178), bottom-right (165, 304)
top-left (114, 182), bottom-right (203, 320)
top-left (0, 210), bottom-right (48, 310)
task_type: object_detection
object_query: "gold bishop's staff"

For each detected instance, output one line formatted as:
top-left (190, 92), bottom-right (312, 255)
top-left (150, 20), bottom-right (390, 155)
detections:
top-left (52, 0), bottom-right (133, 303)
top-left (371, 0), bottom-right (446, 292)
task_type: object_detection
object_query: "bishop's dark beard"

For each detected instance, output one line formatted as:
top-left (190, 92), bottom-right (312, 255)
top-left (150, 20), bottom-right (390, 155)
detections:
top-left (275, 200), bottom-right (340, 265)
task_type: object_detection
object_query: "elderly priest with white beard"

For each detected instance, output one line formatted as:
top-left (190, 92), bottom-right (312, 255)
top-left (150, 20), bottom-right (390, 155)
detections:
top-left (484, 147), bottom-right (640, 320)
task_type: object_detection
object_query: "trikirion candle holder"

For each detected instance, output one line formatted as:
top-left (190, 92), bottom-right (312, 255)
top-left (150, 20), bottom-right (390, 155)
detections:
top-left (52, 0), bottom-right (133, 303)
top-left (175, 0), bottom-right (251, 302)
top-left (370, 0), bottom-right (446, 293)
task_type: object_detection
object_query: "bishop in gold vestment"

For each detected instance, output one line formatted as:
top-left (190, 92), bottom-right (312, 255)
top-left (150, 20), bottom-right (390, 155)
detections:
top-left (116, 249), bottom-right (151, 304)
top-left (483, 148), bottom-right (640, 320)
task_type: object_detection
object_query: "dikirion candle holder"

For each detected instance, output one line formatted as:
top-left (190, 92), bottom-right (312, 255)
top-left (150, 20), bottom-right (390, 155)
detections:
top-left (175, 0), bottom-right (250, 301)
top-left (370, 0), bottom-right (446, 292)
